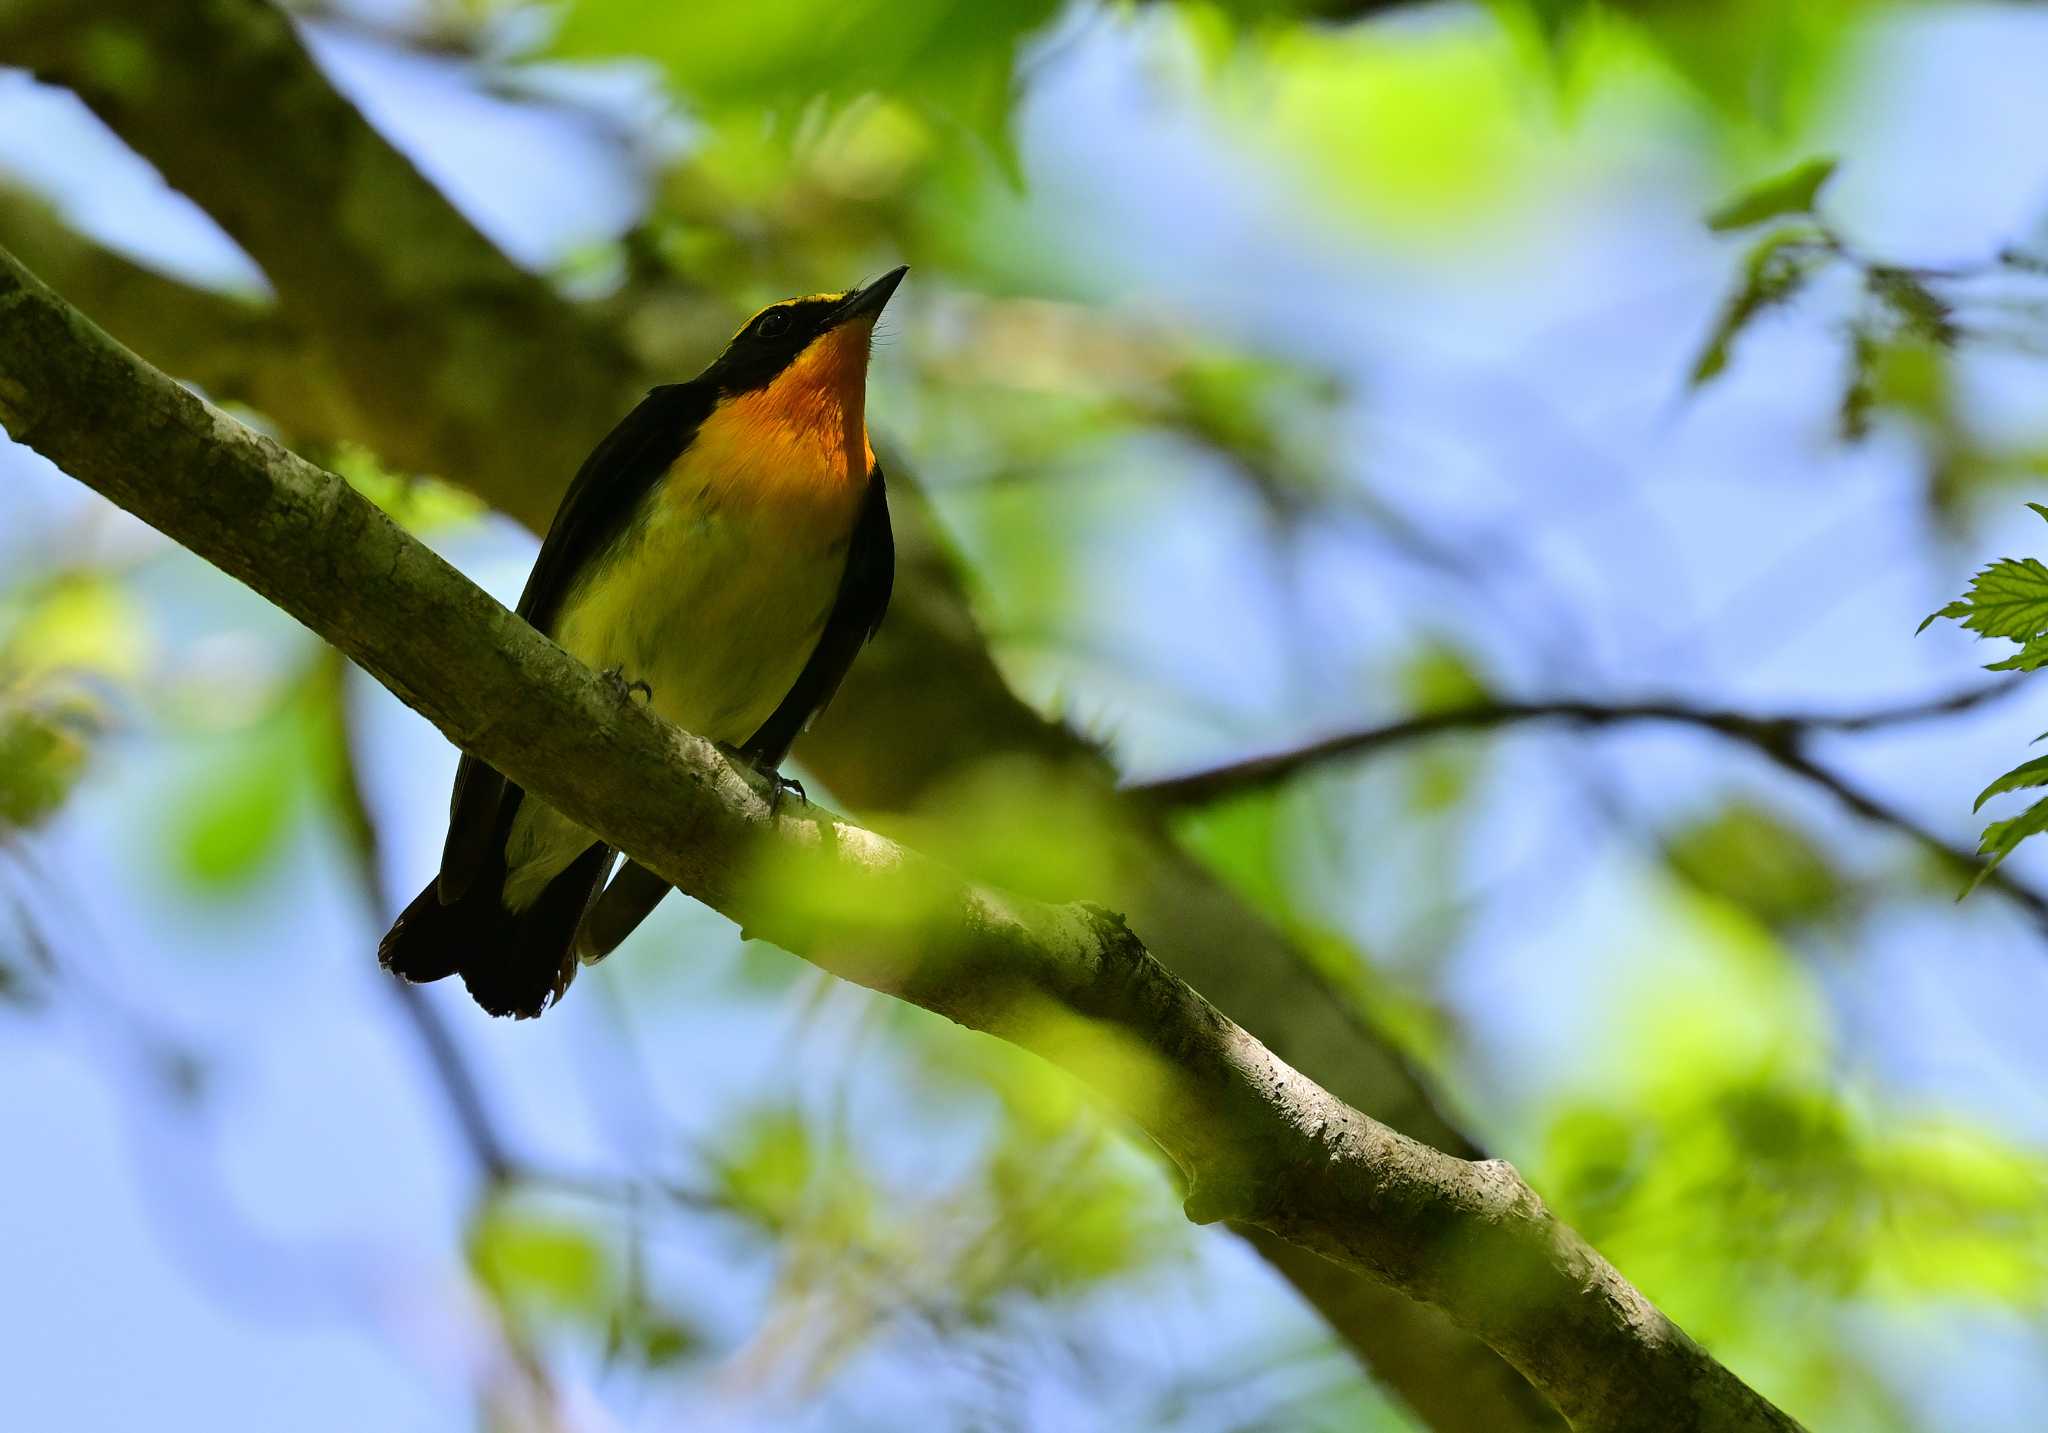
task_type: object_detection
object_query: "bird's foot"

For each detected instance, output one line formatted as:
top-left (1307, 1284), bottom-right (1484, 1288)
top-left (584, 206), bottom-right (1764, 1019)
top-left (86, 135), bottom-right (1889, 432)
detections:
top-left (714, 742), bottom-right (807, 814)
top-left (600, 665), bottom-right (653, 705)
top-left (765, 772), bottom-right (807, 815)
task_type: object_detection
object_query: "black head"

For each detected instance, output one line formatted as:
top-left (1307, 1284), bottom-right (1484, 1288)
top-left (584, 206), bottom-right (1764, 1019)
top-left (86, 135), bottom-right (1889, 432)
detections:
top-left (701, 266), bottom-right (908, 396)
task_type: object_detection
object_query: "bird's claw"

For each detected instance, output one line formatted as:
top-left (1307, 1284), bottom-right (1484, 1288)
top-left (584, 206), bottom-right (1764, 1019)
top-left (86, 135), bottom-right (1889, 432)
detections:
top-left (713, 742), bottom-right (807, 814)
top-left (600, 665), bottom-right (653, 705)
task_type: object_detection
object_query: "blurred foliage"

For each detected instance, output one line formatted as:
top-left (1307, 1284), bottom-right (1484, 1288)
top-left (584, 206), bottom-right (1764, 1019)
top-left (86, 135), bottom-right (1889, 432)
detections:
top-left (1455, 0), bottom-right (1865, 148)
top-left (1169, 638), bottom-right (1493, 1072)
top-left (165, 656), bottom-right (348, 893)
top-left (1705, 156), bottom-right (1838, 235)
top-left (0, 570), bottom-right (135, 834)
top-left (1663, 799), bottom-right (1848, 933)
top-left (1394, 639), bottom-right (1490, 814)
top-left (552, 0), bottom-right (1062, 171)
top-left (0, 686), bottom-right (94, 832)
top-left (470, 1197), bottom-right (615, 1319)
top-left (1540, 1072), bottom-right (2046, 1419)
top-left (327, 441), bottom-right (486, 533)
top-left (1199, 15), bottom-right (1546, 235)
top-left (1690, 159), bottom-right (2048, 524)
top-left (469, 1189), bottom-right (703, 1373)
top-left (703, 1073), bottom-right (1178, 1392)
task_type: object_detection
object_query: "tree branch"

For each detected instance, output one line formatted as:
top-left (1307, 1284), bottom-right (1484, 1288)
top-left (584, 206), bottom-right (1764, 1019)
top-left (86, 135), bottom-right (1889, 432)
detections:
top-left (1, 243), bottom-right (1800, 1433)
top-left (328, 650), bottom-right (515, 1183)
top-left (1133, 686), bottom-right (2022, 809)
top-left (1133, 687), bottom-right (2048, 929)
top-left (0, 7), bottom-right (1563, 1422)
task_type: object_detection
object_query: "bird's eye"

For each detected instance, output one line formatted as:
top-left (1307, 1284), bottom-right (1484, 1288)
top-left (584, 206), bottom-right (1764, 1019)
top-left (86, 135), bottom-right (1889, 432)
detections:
top-left (754, 310), bottom-right (791, 339)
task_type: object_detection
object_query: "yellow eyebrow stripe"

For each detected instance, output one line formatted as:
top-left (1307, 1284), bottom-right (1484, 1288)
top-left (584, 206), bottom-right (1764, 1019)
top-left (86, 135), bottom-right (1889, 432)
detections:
top-left (732, 291), bottom-right (852, 338)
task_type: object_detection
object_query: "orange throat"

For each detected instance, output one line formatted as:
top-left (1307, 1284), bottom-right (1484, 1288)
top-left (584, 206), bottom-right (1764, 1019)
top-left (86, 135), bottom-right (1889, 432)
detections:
top-left (693, 319), bottom-right (877, 510)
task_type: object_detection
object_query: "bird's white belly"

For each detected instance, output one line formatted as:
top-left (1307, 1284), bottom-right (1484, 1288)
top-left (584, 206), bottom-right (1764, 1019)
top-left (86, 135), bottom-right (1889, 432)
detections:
top-left (500, 488), bottom-right (847, 909)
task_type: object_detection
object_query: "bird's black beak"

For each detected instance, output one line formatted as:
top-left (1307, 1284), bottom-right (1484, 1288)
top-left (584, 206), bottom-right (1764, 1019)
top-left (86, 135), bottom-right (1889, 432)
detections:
top-left (832, 265), bottom-right (908, 326)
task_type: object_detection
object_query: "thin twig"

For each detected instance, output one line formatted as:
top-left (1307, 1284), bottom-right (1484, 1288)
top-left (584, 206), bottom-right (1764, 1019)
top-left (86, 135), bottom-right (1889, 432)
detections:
top-left (329, 653), bottom-right (515, 1182)
top-left (1130, 679), bottom-right (2048, 933)
top-left (1129, 681), bottom-right (2024, 808)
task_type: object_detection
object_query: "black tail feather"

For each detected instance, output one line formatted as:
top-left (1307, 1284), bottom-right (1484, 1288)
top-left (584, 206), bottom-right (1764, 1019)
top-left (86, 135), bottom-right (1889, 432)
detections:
top-left (379, 841), bottom-right (613, 1019)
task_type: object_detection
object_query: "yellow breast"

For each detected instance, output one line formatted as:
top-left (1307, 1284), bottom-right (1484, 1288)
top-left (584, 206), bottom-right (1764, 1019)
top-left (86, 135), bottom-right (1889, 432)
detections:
top-left (549, 327), bottom-right (875, 746)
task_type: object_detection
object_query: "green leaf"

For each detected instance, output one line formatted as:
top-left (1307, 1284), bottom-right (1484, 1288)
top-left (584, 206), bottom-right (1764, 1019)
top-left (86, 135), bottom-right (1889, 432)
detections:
top-left (170, 731), bottom-right (301, 889)
top-left (1689, 227), bottom-right (1822, 387)
top-left (1705, 156), bottom-right (1838, 232)
top-left (548, 0), bottom-right (1060, 162)
top-left (1983, 633), bottom-right (2048, 673)
top-left (0, 696), bottom-right (94, 831)
top-left (1933, 557), bottom-right (2048, 645)
top-left (1171, 789), bottom-right (1293, 918)
top-left (1867, 266), bottom-right (1957, 346)
top-left (630, 1314), bottom-right (700, 1369)
top-left (1973, 755), bottom-right (2048, 813)
top-left (329, 443), bottom-right (482, 533)
top-left (1396, 639), bottom-right (1490, 715)
top-left (717, 1109), bottom-right (817, 1223)
top-left (1966, 794), bottom-right (2048, 895)
top-left (468, 1203), bottom-right (613, 1318)
top-left (1665, 800), bottom-right (1846, 929)
top-left (4, 570), bottom-right (147, 682)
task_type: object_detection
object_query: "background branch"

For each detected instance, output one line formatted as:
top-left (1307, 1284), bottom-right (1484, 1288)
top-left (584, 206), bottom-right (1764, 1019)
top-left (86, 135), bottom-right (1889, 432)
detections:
top-left (1134, 686), bottom-right (2048, 926)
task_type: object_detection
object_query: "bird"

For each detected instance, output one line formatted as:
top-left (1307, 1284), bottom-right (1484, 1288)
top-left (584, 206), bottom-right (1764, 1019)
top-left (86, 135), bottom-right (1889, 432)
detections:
top-left (378, 267), bottom-right (904, 1018)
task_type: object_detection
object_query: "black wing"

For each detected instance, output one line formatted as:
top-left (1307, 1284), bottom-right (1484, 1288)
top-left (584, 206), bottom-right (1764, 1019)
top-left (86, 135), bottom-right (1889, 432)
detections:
top-left (742, 463), bottom-right (894, 768)
top-left (437, 382), bottom-right (715, 901)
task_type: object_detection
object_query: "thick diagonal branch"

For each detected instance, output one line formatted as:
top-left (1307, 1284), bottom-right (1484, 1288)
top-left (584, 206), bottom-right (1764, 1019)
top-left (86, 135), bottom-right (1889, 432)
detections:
top-left (0, 243), bottom-right (1801, 1433)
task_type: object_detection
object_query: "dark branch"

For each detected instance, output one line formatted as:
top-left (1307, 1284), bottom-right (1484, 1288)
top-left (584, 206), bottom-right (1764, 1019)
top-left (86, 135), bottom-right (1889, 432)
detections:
top-left (1133, 684), bottom-right (2023, 809)
top-left (1131, 681), bottom-right (2048, 931)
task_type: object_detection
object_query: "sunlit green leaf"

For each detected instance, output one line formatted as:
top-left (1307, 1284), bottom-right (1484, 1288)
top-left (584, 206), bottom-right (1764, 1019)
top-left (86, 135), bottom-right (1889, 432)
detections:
top-left (1867, 266), bottom-right (1957, 347)
top-left (717, 1108), bottom-right (818, 1226)
top-left (1665, 800), bottom-right (1846, 930)
top-left (164, 659), bottom-right (344, 892)
top-left (1972, 755), bottom-right (2048, 813)
top-left (468, 1201), bottom-right (614, 1318)
top-left (549, 0), bottom-right (1060, 163)
top-left (1690, 227), bottom-right (1824, 387)
top-left (329, 443), bottom-right (483, 533)
top-left (1216, 20), bottom-right (1540, 234)
top-left (1705, 156), bottom-right (1838, 232)
top-left (0, 693), bottom-right (95, 831)
top-left (1967, 794), bottom-right (2048, 895)
top-left (4, 570), bottom-right (147, 682)
top-left (172, 748), bottom-right (298, 888)
top-left (1396, 639), bottom-right (1490, 715)
top-left (1171, 789), bottom-right (1293, 918)
top-left (1919, 506), bottom-right (2048, 649)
